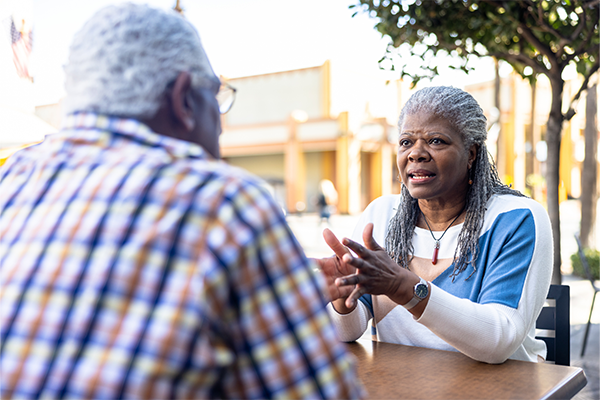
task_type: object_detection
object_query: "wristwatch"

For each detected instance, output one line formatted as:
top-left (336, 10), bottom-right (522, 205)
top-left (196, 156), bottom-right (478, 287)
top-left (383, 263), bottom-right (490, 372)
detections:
top-left (402, 277), bottom-right (429, 310)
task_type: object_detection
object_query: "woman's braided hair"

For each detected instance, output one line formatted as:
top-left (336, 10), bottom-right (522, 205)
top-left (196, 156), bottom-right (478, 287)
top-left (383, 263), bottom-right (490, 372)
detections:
top-left (384, 86), bottom-right (524, 280)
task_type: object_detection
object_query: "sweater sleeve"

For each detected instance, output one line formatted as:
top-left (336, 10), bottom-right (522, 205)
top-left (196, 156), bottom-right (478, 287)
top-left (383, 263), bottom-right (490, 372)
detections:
top-left (418, 286), bottom-right (528, 363)
top-left (327, 302), bottom-right (371, 342)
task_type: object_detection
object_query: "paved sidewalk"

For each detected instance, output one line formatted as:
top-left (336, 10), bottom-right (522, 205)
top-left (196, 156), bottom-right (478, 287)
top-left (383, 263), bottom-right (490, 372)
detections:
top-left (287, 212), bottom-right (599, 400)
top-left (560, 200), bottom-right (599, 400)
top-left (565, 273), bottom-right (599, 400)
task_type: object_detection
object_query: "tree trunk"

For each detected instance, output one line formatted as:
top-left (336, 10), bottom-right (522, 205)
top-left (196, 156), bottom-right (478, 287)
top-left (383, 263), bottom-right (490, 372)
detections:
top-left (546, 78), bottom-right (565, 285)
top-left (580, 84), bottom-right (598, 248)
top-left (526, 79), bottom-right (536, 195)
top-left (494, 58), bottom-right (502, 164)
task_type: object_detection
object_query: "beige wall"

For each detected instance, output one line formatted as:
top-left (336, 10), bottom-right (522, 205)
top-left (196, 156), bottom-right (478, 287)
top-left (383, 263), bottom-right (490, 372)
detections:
top-left (225, 67), bottom-right (324, 126)
top-left (224, 153), bottom-right (285, 181)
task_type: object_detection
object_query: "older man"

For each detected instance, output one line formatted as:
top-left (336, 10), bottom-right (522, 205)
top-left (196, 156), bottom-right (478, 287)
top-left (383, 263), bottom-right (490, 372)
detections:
top-left (0, 4), bottom-right (363, 399)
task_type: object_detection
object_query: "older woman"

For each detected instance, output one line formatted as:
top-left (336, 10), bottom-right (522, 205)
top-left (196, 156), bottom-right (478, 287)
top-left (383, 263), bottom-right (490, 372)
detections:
top-left (318, 86), bottom-right (552, 364)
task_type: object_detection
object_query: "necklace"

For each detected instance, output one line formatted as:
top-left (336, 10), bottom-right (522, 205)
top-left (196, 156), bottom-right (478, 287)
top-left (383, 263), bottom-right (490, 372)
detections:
top-left (419, 208), bottom-right (464, 265)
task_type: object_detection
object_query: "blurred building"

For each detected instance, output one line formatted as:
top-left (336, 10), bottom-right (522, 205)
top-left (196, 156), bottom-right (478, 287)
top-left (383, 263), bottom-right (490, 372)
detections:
top-left (222, 64), bottom-right (599, 218)
top-left (467, 72), bottom-right (600, 204)
top-left (221, 61), bottom-right (404, 214)
top-left (17, 52), bottom-right (600, 231)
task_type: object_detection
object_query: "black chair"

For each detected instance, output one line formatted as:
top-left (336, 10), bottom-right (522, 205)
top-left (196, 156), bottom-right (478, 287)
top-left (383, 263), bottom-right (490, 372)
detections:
top-left (574, 233), bottom-right (599, 357)
top-left (536, 284), bottom-right (570, 365)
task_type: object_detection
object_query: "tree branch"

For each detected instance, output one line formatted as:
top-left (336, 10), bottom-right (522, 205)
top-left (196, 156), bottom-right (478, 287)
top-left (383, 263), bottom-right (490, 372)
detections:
top-left (522, 0), bottom-right (570, 44)
top-left (568, 10), bottom-right (600, 61)
top-left (488, 1), bottom-right (561, 70)
top-left (490, 51), bottom-right (548, 75)
top-left (516, 21), bottom-right (560, 71)
top-left (564, 61), bottom-right (600, 120)
top-left (569, 5), bottom-right (587, 41)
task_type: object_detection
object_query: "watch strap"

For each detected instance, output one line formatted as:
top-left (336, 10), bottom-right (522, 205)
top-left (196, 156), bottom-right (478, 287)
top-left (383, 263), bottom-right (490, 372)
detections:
top-left (402, 295), bottom-right (420, 310)
top-left (402, 277), bottom-right (428, 310)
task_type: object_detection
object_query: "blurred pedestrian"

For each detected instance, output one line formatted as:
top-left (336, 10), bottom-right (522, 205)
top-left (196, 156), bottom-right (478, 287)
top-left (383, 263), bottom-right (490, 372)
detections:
top-left (317, 179), bottom-right (338, 225)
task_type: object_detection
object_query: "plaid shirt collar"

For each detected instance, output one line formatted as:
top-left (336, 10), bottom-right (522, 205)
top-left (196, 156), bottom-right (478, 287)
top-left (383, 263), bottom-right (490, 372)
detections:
top-left (61, 111), bottom-right (212, 161)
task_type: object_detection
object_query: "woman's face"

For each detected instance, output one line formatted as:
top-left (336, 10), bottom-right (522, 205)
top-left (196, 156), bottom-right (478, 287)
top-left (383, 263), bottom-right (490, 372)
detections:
top-left (397, 111), bottom-right (477, 203)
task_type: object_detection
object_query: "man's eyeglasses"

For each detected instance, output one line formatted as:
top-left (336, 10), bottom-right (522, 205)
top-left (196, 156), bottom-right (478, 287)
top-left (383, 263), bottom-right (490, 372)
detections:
top-left (216, 81), bottom-right (236, 114)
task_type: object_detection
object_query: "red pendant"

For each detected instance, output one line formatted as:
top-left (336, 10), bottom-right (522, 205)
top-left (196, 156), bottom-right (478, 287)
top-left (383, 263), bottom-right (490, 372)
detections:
top-left (432, 240), bottom-right (440, 265)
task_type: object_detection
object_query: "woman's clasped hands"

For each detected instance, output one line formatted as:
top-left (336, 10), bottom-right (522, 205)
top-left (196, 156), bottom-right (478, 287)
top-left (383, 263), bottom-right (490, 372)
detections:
top-left (314, 223), bottom-right (423, 315)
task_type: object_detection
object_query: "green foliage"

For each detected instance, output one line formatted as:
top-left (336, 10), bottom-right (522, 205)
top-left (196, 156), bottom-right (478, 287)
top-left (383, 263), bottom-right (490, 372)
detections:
top-left (351, 0), bottom-right (598, 283)
top-left (351, 0), bottom-right (599, 89)
top-left (570, 248), bottom-right (600, 280)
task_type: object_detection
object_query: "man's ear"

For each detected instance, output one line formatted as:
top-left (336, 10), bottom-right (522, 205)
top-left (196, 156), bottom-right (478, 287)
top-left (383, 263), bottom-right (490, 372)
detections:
top-left (170, 71), bottom-right (196, 132)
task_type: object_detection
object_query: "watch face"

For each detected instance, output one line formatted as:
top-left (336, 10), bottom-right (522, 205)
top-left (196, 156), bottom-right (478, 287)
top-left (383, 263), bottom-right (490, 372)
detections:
top-left (415, 283), bottom-right (428, 299)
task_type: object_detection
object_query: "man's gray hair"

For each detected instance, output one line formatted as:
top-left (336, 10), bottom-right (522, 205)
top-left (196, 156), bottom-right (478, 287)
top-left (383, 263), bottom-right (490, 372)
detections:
top-left (63, 3), bottom-right (214, 118)
top-left (385, 86), bottom-right (524, 280)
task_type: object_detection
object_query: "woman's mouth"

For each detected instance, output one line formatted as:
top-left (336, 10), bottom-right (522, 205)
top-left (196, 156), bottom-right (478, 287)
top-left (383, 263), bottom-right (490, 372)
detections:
top-left (409, 174), bottom-right (435, 180)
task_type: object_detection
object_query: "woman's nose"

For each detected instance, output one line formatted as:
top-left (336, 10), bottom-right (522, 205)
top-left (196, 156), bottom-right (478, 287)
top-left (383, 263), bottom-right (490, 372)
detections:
top-left (408, 140), bottom-right (430, 162)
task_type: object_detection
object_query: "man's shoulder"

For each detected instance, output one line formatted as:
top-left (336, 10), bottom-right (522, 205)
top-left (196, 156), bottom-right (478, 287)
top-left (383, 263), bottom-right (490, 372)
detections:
top-left (176, 157), bottom-right (275, 207)
top-left (184, 157), bottom-right (265, 187)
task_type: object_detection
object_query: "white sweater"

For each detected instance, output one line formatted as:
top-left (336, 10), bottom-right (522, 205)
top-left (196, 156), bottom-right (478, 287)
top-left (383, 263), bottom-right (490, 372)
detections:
top-left (328, 194), bottom-right (553, 363)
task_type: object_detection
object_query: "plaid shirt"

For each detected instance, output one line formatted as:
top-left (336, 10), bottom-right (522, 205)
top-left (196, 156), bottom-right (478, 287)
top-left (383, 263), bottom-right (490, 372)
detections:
top-left (0, 113), bottom-right (364, 399)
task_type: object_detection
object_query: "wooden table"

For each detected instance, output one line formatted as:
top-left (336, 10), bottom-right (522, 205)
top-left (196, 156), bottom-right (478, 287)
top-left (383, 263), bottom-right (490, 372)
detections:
top-left (347, 339), bottom-right (587, 400)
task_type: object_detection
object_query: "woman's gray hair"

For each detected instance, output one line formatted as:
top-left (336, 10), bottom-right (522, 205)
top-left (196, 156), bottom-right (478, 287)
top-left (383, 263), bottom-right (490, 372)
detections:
top-left (385, 86), bottom-right (524, 280)
top-left (63, 3), bottom-right (214, 118)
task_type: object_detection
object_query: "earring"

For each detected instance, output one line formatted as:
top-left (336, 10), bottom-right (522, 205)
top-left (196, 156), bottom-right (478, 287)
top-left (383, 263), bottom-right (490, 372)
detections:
top-left (468, 167), bottom-right (473, 185)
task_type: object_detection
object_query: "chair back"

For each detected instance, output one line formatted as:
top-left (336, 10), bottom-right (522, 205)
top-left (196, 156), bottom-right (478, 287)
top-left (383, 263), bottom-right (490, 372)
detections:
top-left (535, 284), bottom-right (570, 366)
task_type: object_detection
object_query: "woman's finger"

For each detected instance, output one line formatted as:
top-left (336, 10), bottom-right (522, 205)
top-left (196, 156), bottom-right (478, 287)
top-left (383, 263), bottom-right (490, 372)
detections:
top-left (335, 275), bottom-right (354, 287)
top-left (335, 265), bottom-right (367, 286)
top-left (337, 285), bottom-right (355, 299)
top-left (341, 237), bottom-right (370, 258)
top-left (362, 223), bottom-right (384, 251)
top-left (323, 228), bottom-right (349, 259)
top-left (345, 285), bottom-right (366, 308)
top-left (342, 253), bottom-right (374, 273)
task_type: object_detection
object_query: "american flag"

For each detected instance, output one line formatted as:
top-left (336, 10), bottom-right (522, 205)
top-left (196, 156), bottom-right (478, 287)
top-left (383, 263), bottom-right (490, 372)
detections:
top-left (10, 18), bottom-right (33, 79)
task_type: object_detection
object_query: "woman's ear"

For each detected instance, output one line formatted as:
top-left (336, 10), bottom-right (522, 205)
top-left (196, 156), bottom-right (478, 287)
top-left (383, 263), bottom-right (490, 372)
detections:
top-left (467, 144), bottom-right (478, 169)
top-left (170, 71), bottom-right (196, 132)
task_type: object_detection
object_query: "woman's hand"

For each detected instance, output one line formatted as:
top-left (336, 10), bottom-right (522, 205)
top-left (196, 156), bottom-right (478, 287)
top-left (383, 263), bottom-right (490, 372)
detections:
top-left (312, 229), bottom-right (356, 309)
top-left (336, 223), bottom-right (413, 309)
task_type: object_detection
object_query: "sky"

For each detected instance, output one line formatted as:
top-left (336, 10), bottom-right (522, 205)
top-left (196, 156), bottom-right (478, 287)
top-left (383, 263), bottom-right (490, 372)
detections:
top-left (20, 0), bottom-right (503, 106)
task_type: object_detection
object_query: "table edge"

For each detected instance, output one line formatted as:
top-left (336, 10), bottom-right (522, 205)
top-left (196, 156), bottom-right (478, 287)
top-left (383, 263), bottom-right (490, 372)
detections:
top-left (349, 339), bottom-right (588, 400)
top-left (541, 368), bottom-right (587, 400)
